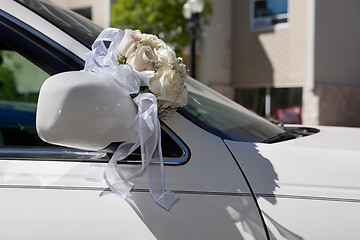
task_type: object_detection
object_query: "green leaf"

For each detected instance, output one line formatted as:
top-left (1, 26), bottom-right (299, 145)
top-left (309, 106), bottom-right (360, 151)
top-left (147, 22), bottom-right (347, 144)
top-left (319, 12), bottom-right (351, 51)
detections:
top-left (111, 0), bottom-right (212, 56)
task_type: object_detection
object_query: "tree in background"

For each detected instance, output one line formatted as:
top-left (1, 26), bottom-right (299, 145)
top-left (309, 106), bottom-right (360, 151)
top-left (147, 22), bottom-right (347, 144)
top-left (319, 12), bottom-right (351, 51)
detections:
top-left (111, 0), bottom-right (212, 56)
top-left (0, 51), bottom-right (17, 101)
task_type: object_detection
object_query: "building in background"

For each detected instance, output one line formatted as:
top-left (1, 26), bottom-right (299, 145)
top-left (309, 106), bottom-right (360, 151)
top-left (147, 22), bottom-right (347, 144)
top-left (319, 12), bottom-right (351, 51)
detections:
top-left (201, 0), bottom-right (360, 127)
top-left (52, 0), bottom-right (360, 127)
top-left (52, 0), bottom-right (110, 28)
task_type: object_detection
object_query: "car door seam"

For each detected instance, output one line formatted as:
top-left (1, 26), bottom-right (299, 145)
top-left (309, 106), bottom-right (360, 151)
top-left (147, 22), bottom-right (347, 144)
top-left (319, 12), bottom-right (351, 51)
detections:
top-left (224, 141), bottom-right (271, 240)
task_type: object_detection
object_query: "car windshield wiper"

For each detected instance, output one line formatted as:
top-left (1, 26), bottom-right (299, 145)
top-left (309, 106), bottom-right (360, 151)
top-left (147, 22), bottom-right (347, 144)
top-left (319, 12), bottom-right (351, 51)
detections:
top-left (262, 127), bottom-right (320, 144)
top-left (262, 130), bottom-right (298, 143)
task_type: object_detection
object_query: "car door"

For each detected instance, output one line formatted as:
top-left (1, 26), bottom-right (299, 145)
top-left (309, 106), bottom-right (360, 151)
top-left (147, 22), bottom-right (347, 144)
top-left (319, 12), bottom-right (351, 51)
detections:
top-left (0, 3), bottom-right (269, 239)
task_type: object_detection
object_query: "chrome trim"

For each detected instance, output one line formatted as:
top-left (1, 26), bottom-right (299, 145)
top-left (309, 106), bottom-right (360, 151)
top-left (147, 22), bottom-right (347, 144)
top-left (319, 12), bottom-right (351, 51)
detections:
top-left (0, 184), bottom-right (107, 192)
top-left (3, 185), bottom-right (358, 204)
top-left (0, 125), bottom-right (189, 164)
top-left (112, 124), bottom-right (190, 165)
top-left (0, 185), bottom-right (254, 198)
top-left (256, 193), bottom-right (360, 204)
top-left (0, 147), bottom-right (109, 162)
top-left (162, 123), bottom-right (190, 165)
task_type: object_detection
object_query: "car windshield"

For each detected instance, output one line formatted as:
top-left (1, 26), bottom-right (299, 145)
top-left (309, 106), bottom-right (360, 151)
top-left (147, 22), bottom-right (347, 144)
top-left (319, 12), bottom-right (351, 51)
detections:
top-left (179, 77), bottom-right (284, 142)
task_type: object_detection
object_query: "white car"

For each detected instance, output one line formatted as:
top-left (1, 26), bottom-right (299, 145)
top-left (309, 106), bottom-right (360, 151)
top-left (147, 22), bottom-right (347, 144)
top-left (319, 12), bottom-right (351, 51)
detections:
top-left (1, 0), bottom-right (360, 239)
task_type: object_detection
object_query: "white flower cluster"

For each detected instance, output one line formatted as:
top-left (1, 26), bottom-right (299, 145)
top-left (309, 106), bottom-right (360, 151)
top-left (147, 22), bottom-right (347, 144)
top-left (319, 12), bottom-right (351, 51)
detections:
top-left (117, 29), bottom-right (188, 119)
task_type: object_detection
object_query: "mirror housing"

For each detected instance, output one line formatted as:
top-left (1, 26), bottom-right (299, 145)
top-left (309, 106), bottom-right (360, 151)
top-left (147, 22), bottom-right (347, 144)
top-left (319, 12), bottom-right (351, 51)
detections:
top-left (36, 71), bottom-right (137, 151)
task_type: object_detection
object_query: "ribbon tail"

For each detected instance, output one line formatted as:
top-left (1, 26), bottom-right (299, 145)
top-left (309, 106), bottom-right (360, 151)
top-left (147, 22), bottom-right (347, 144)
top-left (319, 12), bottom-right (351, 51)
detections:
top-left (135, 94), bottom-right (178, 210)
top-left (104, 157), bottom-right (134, 199)
top-left (103, 141), bottom-right (140, 199)
top-left (147, 125), bottom-right (178, 210)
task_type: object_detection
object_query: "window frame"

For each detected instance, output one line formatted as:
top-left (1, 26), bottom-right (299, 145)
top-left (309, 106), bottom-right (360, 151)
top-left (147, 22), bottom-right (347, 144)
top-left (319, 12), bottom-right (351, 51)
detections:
top-left (0, 10), bottom-right (84, 75)
top-left (250, 0), bottom-right (289, 31)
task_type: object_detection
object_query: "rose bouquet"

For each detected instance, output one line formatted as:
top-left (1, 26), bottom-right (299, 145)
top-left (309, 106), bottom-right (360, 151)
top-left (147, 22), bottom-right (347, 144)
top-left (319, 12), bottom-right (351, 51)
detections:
top-left (117, 29), bottom-right (188, 119)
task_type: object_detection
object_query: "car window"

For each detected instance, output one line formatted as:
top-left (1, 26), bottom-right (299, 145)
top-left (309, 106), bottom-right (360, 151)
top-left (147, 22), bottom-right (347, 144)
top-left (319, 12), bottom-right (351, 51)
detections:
top-left (0, 8), bottom-right (189, 164)
top-left (0, 50), bottom-right (49, 146)
top-left (0, 49), bottom-right (188, 163)
top-left (0, 50), bottom-right (48, 103)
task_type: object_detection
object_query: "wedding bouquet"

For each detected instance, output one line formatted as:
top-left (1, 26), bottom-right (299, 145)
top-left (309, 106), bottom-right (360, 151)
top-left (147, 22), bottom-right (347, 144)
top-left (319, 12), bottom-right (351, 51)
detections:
top-left (117, 29), bottom-right (188, 119)
top-left (84, 28), bottom-right (187, 210)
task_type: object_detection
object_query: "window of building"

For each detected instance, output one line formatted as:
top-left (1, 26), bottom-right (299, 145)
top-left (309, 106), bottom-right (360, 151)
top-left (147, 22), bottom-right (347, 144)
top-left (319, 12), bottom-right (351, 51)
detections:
top-left (236, 87), bottom-right (302, 124)
top-left (250, 0), bottom-right (288, 31)
top-left (236, 87), bottom-right (267, 116)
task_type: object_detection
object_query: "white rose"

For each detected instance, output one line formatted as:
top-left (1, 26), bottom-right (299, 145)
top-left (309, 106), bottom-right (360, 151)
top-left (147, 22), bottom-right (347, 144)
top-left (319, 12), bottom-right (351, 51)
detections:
top-left (156, 56), bottom-right (173, 70)
top-left (150, 69), bottom-right (182, 107)
top-left (127, 45), bottom-right (156, 72)
top-left (141, 33), bottom-right (166, 50)
top-left (118, 29), bottom-right (142, 58)
top-left (156, 45), bottom-right (177, 65)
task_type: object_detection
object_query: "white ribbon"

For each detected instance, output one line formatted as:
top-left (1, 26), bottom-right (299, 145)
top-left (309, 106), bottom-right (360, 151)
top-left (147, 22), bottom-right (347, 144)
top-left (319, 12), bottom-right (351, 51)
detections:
top-left (84, 28), bottom-right (178, 210)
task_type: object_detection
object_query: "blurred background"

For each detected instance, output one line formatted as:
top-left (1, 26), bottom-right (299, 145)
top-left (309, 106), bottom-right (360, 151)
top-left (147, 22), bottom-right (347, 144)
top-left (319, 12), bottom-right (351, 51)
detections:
top-left (18, 0), bottom-right (360, 127)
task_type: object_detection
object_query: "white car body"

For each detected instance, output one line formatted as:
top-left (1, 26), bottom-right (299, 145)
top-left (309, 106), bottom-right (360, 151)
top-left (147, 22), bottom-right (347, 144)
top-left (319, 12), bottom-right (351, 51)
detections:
top-left (1, 1), bottom-right (360, 239)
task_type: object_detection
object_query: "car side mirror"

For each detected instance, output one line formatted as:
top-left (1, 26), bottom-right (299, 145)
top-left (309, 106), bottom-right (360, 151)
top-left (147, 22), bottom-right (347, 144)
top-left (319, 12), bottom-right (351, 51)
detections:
top-left (36, 71), bottom-right (137, 151)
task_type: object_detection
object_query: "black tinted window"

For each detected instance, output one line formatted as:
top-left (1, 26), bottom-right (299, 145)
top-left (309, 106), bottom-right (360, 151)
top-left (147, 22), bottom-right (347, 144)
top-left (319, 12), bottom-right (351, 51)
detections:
top-left (179, 77), bottom-right (284, 142)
